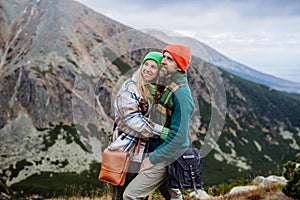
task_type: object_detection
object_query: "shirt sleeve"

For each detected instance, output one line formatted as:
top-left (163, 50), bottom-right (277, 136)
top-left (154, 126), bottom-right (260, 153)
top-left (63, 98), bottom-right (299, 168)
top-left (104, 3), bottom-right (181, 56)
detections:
top-left (149, 86), bottom-right (195, 164)
top-left (115, 81), bottom-right (164, 138)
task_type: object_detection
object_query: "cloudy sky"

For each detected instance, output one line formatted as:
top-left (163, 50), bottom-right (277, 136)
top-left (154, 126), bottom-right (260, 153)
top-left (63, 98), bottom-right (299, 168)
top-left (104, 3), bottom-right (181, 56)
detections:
top-left (75, 0), bottom-right (300, 83)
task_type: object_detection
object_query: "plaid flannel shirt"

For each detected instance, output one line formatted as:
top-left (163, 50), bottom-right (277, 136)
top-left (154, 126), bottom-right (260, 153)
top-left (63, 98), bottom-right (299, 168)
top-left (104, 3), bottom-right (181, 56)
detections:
top-left (109, 79), bottom-right (163, 153)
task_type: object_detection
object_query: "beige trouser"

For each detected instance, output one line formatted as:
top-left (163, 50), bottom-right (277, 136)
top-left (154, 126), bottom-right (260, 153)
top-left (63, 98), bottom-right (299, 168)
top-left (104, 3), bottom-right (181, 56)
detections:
top-left (123, 161), bottom-right (182, 200)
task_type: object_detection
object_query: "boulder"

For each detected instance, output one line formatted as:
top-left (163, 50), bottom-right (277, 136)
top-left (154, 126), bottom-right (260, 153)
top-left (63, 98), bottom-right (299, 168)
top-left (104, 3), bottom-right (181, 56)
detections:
top-left (189, 189), bottom-right (211, 199)
top-left (253, 175), bottom-right (287, 186)
top-left (229, 185), bottom-right (258, 194)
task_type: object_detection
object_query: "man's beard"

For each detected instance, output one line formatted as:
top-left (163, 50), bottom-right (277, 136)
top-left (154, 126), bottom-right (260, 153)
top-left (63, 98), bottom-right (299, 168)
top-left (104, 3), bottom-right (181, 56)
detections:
top-left (158, 68), bottom-right (171, 86)
top-left (159, 67), bottom-right (169, 78)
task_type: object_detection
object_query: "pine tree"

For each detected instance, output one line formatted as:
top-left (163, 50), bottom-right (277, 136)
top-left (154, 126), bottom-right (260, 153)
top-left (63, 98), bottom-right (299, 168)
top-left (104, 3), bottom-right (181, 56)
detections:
top-left (282, 155), bottom-right (300, 199)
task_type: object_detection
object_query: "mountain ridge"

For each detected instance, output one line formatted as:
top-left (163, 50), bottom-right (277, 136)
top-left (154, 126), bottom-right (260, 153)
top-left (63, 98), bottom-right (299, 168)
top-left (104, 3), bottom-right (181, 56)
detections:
top-left (142, 29), bottom-right (300, 94)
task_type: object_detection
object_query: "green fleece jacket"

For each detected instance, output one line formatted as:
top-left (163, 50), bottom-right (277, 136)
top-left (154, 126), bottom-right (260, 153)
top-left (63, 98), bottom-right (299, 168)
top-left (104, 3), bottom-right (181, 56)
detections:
top-left (149, 81), bottom-right (194, 164)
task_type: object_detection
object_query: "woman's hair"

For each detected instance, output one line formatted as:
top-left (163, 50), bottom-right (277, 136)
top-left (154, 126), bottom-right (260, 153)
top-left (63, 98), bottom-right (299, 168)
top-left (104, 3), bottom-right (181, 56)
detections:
top-left (132, 65), bottom-right (156, 100)
top-left (131, 65), bottom-right (153, 101)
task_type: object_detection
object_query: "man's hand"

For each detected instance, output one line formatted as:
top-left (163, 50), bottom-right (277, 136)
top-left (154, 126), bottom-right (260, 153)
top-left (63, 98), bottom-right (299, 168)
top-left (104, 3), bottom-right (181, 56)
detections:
top-left (138, 157), bottom-right (154, 173)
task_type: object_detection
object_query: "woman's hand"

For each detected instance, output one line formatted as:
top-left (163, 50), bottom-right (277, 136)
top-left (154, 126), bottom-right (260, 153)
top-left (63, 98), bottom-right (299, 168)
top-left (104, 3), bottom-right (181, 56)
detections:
top-left (138, 157), bottom-right (154, 173)
top-left (160, 127), bottom-right (170, 140)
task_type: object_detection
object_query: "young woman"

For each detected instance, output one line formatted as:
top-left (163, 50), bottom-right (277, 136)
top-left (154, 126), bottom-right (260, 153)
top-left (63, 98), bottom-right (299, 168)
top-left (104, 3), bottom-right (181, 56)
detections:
top-left (108, 51), bottom-right (169, 200)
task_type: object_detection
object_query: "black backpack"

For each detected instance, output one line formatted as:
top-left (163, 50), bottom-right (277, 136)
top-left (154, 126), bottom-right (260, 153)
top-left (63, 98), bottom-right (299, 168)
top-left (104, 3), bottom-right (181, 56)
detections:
top-left (167, 148), bottom-right (202, 193)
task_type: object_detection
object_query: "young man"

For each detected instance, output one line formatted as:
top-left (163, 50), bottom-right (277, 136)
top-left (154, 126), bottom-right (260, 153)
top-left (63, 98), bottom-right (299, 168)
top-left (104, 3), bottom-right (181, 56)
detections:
top-left (123, 44), bottom-right (195, 200)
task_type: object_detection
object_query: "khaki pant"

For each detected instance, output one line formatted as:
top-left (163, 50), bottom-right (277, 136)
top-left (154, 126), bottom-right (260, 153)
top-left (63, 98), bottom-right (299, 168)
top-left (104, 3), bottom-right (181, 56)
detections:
top-left (123, 161), bottom-right (182, 200)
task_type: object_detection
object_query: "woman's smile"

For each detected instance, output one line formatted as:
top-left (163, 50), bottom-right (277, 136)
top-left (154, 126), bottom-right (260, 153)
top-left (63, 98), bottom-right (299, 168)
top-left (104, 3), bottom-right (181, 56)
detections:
top-left (142, 60), bottom-right (159, 82)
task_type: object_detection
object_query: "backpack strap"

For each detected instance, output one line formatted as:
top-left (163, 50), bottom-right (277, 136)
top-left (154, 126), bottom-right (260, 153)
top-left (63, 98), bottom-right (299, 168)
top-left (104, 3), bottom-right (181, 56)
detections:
top-left (190, 164), bottom-right (198, 195)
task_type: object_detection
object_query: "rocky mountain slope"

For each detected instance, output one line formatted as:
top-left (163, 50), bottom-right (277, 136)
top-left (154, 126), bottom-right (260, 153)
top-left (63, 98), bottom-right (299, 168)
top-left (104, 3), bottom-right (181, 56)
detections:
top-left (0, 0), bottom-right (299, 198)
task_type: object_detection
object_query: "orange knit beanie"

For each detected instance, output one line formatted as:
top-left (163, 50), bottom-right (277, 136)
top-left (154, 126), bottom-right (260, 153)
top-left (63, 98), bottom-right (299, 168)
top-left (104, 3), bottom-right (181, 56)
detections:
top-left (162, 44), bottom-right (191, 72)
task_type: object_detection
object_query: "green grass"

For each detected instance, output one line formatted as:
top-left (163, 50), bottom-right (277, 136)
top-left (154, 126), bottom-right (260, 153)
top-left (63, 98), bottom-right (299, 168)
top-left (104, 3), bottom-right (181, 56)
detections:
top-left (10, 161), bottom-right (105, 199)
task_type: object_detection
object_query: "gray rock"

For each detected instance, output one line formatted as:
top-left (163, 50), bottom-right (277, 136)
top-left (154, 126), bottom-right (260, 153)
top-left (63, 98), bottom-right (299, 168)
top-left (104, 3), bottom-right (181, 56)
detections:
top-left (253, 175), bottom-right (287, 186)
top-left (229, 185), bottom-right (258, 194)
top-left (189, 189), bottom-right (211, 199)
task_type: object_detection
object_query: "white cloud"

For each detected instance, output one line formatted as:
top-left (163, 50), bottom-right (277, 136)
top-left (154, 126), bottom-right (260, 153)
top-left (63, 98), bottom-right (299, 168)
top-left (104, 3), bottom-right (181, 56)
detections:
top-left (75, 0), bottom-right (300, 83)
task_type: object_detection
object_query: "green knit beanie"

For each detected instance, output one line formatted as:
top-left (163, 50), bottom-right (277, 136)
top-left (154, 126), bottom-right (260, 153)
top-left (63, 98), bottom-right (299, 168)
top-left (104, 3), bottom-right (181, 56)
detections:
top-left (142, 52), bottom-right (163, 69)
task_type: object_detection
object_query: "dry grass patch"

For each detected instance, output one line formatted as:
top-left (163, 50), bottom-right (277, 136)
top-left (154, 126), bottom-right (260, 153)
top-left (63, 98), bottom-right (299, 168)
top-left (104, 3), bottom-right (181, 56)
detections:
top-left (205, 184), bottom-right (292, 200)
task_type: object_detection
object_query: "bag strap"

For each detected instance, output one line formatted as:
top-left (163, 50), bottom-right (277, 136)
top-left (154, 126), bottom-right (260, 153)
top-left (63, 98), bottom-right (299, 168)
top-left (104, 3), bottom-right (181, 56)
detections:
top-left (126, 138), bottom-right (142, 156)
top-left (134, 138), bottom-right (142, 155)
top-left (190, 165), bottom-right (198, 195)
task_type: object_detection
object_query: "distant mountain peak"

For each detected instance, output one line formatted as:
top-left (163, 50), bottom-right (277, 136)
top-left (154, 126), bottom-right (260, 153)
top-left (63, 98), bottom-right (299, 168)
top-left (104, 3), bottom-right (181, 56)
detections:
top-left (142, 28), bottom-right (300, 94)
